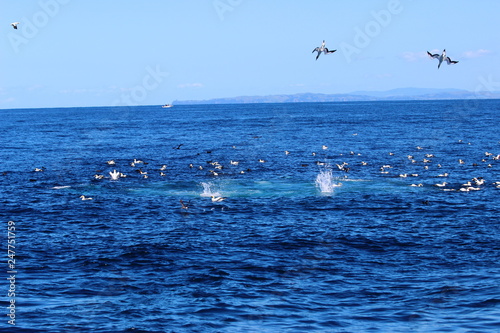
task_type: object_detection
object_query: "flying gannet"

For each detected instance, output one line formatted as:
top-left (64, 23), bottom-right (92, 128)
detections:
top-left (312, 40), bottom-right (336, 60)
top-left (427, 49), bottom-right (458, 69)
top-left (11, 22), bottom-right (20, 29)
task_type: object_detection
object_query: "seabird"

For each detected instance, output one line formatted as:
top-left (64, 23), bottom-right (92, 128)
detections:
top-left (427, 49), bottom-right (459, 69)
top-left (11, 22), bottom-right (20, 29)
top-left (312, 40), bottom-right (336, 60)
top-left (80, 195), bottom-right (93, 201)
top-left (211, 196), bottom-right (226, 202)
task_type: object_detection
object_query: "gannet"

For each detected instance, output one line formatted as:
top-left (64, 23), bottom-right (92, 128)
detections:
top-left (11, 22), bottom-right (20, 29)
top-left (427, 49), bottom-right (458, 69)
top-left (211, 196), bottom-right (226, 202)
top-left (312, 40), bottom-right (336, 60)
top-left (80, 195), bottom-right (93, 201)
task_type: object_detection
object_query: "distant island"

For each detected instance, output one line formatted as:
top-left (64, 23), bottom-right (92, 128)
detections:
top-left (173, 88), bottom-right (500, 105)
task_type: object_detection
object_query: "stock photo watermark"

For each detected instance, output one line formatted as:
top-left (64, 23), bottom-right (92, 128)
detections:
top-left (7, 0), bottom-right (71, 54)
top-left (460, 74), bottom-right (500, 113)
top-left (213, 0), bottom-right (243, 21)
top-left (113, 65), bottom-right (169, 107)
top-left (340, 0), bottom-right (404, 63)
top-left (6, 221), bottom-right (17, 326)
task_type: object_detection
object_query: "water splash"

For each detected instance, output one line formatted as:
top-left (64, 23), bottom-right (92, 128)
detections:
top-left (315, 166), bottom-right (342, 194)
top-left (200, 182), bottom-right (222, 197)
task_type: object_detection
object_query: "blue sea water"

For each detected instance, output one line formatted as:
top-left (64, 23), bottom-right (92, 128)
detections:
top-left (0, 100), bottom-right (499, 332)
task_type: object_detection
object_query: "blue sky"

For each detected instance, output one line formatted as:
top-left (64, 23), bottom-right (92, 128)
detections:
top-left (1, 0), bottom-right (499, 108)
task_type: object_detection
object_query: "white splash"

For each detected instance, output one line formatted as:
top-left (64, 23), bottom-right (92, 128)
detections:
top-left (52, 185), bottom-right (71, 190)
top-left (315, 166), bottom-right (342, 194)
top-left (200, 182), bottom-right (222, 197)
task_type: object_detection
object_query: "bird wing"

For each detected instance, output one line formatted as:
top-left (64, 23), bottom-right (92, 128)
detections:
top-left (427, 51), bottom-right (440, 59)
top-left (312, 47), bottom-right (320, 53)
top-left (325, 48), bottom-right (337, 54)
top-left (445, 57), bottom-right (458, 65)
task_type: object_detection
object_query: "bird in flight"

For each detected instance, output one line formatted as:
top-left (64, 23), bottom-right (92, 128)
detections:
top-left (11, 22), bottom-right (20, 29)
top-left (427, 49), bottom-right (458, 69)
top-left (312, 40), bottom-right (336, 60)
top-left (179, 199), bottom-right (189, 210)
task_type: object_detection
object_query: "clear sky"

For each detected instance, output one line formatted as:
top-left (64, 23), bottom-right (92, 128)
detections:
top-left (1, 0), bottom-right (499, 108)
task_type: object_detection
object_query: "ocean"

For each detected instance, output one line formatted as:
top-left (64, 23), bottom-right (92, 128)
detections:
top-left (1, 100), bottom-right (499, 332)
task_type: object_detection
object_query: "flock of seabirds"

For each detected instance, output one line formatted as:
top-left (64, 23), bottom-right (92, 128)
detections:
top-left (25, 140), bottom-right (500, 209)
top-left (8, 22), bottom-right (490, 207)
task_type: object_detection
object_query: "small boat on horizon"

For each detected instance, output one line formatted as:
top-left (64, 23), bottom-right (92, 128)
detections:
top-left (162, 104), bottom-right (173, 108)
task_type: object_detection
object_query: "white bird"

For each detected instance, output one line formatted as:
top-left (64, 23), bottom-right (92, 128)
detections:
top-left (80, 195), bottom-right (93, 201)
top-left (427, 49), bottom-right (459, 69)
top-left (211, 196), bottom-right (226, 202)
top-left (312, 40), bottom-right (336, 60)
top-left (11, 22), bottom-right (20, 29)
top-left (109, 169), bottom-right (120, 180)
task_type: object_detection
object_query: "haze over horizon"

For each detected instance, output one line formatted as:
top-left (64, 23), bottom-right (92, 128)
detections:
top-left (1, 0), bottom-right (499, 109)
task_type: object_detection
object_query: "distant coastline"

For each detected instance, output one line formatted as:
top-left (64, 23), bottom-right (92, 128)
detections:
top-left (173, 88), bottom-right (500, 105)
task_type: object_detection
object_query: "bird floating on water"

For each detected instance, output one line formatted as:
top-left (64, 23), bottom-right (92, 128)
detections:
top-left (427, 49), bottom-right (458, 69)
top-left (312, 40), bottom-right (336, 60)
top-left (211, 196), bottom-right (226, 202)
top-left (80, 195), bottom-right (93, 201)
top-left (11, 22), bottom-right (20, 29)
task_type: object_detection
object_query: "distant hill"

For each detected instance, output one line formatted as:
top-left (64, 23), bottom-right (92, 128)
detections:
top-left (173, 88), bottom-right (500, 105)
